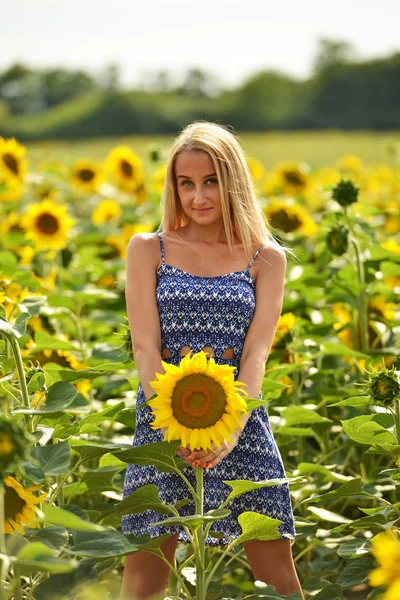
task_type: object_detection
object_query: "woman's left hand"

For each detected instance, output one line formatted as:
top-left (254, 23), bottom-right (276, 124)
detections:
top-left (175, 412), bottom-right (250, 468)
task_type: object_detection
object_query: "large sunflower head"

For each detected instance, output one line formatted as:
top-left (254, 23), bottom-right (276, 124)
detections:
top-left (148, 350), bottom-right (249, 452)
top-left (70, 160), bottom-right (104, 194)
top-left (0, 137), bottom-right (28, 181)
top-left (105, 146), bottom-right (144, 193)
top-left (21, 198), bottom-right (76, 251)
top-left (3, 475), bottom-right (46, 535)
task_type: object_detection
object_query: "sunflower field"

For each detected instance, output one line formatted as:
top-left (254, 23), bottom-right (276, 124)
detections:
top-left (0, 135), bottom-right (400, 600)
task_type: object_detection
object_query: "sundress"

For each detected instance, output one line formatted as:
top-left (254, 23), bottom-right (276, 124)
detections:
top-left (122, 232), bottom-right (296, 546)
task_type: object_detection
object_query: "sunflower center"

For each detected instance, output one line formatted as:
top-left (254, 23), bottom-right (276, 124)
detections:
top-left (78, 169), bottom-right (95, 182)
top-left (283, 170), bottom-right (306, 187)
top-left (4, 485), bottom-right (26, 521)
top-left (270, 209), bottom-right (302, 233)
top-left (171, 373), bottom-right (227, 429)
top-left (36, 213), bottom-right (60, 235)
top-left (3, 153), bottom-right (19, 176)
top-left (120, 160), bottom-right (134, 178)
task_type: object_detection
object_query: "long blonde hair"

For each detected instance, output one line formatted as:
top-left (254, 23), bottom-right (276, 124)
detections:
top-left (158, 120), bottom-right (295, 264)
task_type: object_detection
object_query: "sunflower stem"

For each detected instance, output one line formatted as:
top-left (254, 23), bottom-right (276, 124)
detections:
top-left (194, 466), bottom-right (206, 600)
top-left (350, 236), bottom-right (369, 353)
top-left (8, 336), bottom-right (32, 434)
top-left (0, 483), bottom-right (7, 600)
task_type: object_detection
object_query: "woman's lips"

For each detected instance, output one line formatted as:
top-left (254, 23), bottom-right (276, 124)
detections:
top-left (194, 208), bottom-right (212, 212)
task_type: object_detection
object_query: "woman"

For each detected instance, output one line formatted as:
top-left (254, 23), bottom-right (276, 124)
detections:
top-left (121, 121), bottom-right (304, 600)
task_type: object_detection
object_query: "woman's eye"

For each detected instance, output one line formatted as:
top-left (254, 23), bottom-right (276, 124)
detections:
top-left (206, 178), bottom-right (218, 184)
top-left (180, 178), bottom-right (217, 186)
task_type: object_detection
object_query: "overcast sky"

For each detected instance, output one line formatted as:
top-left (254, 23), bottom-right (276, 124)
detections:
top-left (2, 0), bottom-right (400, 88)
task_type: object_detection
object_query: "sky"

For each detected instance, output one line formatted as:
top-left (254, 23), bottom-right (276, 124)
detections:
top-left (2, 0), bottom-right (400, 89)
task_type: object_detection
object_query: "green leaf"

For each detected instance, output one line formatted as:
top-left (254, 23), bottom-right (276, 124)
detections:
top-left (42, 504), bottom-right (105, 532)
top-left (282, 406), bottom-right (332, 426)
top-left (27, 371), bottom-right (46, 393)
top-left (337, 538), bottom-right (370, 558)
top-left (295, 463), bottom-right (352, 483)
top-left (43, 366), bottom-right (115, 385)
top-left (15, 542), bottom-right (78, 574)
top-left (222, 477), bottom-right (304, 504)
top-left (13, 381), bottom-right (78, 415)
top-left (341, 414), bottom-right (396, 446)
top-left (79, 402), bottom-right (125, 425)
top-left (65, 528), bottom-right (140, 558)
top-left (101, 484), bottom-right (174, 520)
top-left (34, 332), bottom-right (78, 351)
top-left (278, 426), bottom-right (315, 437)
top-left (31, 441), bottom-right (71, 476)
top-left (51, 423), bottom-right (80, 440)
top-left (150, 508), bottom-right (231, 529)
top-left (336, 557), bottom-right (376, 588)
top-left (307, 506), bottom-right (352, 524)
top-left (327, 395), bottom-right (370, 407)
top-left (70, 442), bottom-right (131, 463)
top-left (63, 467), bottom-right (120, 499)
top-left (112, 440), bottom-right (187, 473)
top-left (320, 341), bottom-right (369, 359)
top-left (23, 526), bottom-right (69, 550)
top-left (300, 477), bottom-right (367, 504)
top-left (0, 317), bottom-right (22, 339)
top-left (22, 461), bottom-right (46, 484)
top-left (235, 512), bottom-right (291, 545)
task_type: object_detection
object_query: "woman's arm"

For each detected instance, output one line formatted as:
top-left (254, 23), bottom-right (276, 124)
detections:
top-left (125, 233), bottom-right (165, 401)
top-left (236, 243), bottom-right (288, 425)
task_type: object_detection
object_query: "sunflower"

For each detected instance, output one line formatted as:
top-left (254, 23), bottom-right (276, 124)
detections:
top-left (149, 164), bottom-right (167, 196)
top-left (272, 312), bottom-right (298, 350)
top-left (21, 198), bottom-right (75, 251)
top-left (0, 171), bottom-right (25, 202)
top-left (369, 528), bottom-right (400, 599)
top-left (246, 157), bottom-right (266, 184)
top-left (105, 221), bottom-right (154, 260)
top-left (148, 350), bottom-right (248, 452)
top-left (263, 198), bottom-right (317, 236)
top-left (70, 160), bottom-right (104, 194)
top-left (336, 154), bottom-right (363, 174)
top-left (91, 198), bottom-right (121, 226)
top-left (105, 146), bottom-right (144, 193)
top-left (0, 137), bottom-right (28, 181)
top-left (263, 162), bottom-right (309, 196)
top-left (3, 475), bottom-right (46, 534)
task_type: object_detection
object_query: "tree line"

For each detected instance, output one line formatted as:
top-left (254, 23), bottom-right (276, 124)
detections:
top-left (1, 40), bottom-right (399, 140)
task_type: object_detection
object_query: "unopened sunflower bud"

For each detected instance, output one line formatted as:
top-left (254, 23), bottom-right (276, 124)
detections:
top-left (332, 179), bottom-right (359, 207)
top-left (327, 226), bottom-right (349, 256)
top-left (367, 366), bottom-right (400, 408)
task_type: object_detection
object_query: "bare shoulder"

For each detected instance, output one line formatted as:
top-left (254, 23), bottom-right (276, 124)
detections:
top-left (126, 232), bottom-right (161, 273)
top-left (257, 242), bottom-right (287, 280)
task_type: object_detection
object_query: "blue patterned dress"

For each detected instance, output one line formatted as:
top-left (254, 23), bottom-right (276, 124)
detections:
top-left (122, 232), bottom-right (296, 546)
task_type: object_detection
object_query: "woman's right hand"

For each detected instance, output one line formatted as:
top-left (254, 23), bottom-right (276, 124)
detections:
top-left (160, 427), bottom-right (193, 464)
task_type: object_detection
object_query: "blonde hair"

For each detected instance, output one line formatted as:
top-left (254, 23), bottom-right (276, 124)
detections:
top-left (158, 120), bottom-right (296, 264)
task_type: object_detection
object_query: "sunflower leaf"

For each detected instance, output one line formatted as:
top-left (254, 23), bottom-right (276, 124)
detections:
top-left (150, 508), bottom-right (231, 529)
top-left (235, 512), bottom-right (293, 545)
top-left (98, 484), bottom-right (173, 521)
top-left (112, 440), bottom-right (185, 473)
top-left (15, 542), bottom-right (78, 574)
top-left (222, 477), bottom-right (304, 505)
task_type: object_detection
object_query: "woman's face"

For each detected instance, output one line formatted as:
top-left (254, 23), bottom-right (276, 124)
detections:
top-left (174, 150), bottom-right (223, 224)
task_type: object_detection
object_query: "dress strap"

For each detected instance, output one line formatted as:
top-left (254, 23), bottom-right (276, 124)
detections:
top-left (156, 232), bottom-right (165, 264)
top-left (246, 244), bottom-right (264, 271)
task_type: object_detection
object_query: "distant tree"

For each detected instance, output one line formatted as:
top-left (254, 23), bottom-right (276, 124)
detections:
top-left (313, 38), bottom-right (357, 74)
top-left (176, 68), bottom-right (221, 97)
